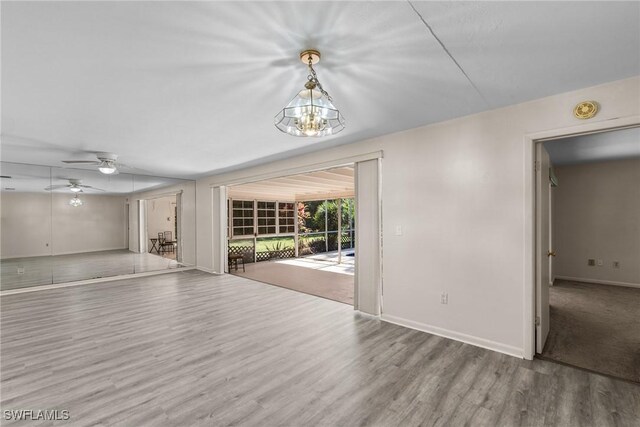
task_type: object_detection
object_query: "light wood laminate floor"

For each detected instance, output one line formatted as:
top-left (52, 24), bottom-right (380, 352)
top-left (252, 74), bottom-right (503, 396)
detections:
top-left (1, 249), bottom-right (180, 291)
top-left (1, 271), bottom-right (639, 426)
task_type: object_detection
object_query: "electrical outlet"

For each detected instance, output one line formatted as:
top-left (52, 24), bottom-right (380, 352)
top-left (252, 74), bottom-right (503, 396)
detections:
top-left (587, 259), bottom-right (595, 266)
top-left (440, 292), bottom-right (448, 305)
top-left (597, 259), bottom-right (604, 266)
top-left (17, 267), bottom-right (25, 275)
top-left (395, 225), bottom-right (403, 236)
top-left (613, 261), bottom-right (620, 269)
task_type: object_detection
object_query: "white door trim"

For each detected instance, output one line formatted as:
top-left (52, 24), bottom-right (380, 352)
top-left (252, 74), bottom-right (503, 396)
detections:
top-left (138, 199), bottom-right (147, 254)
top-left (523, 115), bottom-right (640, 360)
top-left (211, 186), bottom-right (227, 274)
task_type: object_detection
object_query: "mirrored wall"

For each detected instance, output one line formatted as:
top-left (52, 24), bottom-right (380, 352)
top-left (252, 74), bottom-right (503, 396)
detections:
top-left (0, 161), bottom-right (196, 291)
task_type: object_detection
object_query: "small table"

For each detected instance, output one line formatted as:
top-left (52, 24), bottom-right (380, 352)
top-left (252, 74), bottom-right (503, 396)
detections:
top-left (228, 254), bottom-right (245, 272)
top-left (149, 238), bottom-right (159, 253)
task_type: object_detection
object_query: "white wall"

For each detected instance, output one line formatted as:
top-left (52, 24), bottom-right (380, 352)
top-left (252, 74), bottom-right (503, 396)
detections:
top-left (51, 193), bottom-right (127, 255)
top-left (129, 181), bottom-right (196, 266)
top-left (1, 192), bottom-right (52, 258)
top-left (146, 195), bottom-right (176, 241)
top-left (1, 192), bottom-right (127, 258)
top-left (196, 76), bottom-right (640, 357)
top-left (553, 158), bottom-right (640, 286)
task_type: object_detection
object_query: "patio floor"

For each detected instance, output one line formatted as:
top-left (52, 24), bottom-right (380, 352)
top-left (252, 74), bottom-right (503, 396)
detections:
top-left (230, 250), bottom-right (354, 305)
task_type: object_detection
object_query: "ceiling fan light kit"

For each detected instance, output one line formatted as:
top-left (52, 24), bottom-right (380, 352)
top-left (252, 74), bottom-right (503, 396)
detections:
top-left (274, 49), bottom-right (345, 137)
top-left (62, 152), bottom-right (120, 175)
top-left (98, 160), bottom-right (117, 175)
top-left (96, 152), bottom-right (118, 174)
top-left (44, 178), bottom-right (106, 193)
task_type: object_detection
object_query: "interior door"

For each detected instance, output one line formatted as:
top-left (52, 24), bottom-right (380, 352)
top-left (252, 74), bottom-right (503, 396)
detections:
top-left (536, 144), bottom-right (551, 353)
top-left (354, 159), bottom-right (382, 316)
top-left (549, 185), bottom-right (554, 286)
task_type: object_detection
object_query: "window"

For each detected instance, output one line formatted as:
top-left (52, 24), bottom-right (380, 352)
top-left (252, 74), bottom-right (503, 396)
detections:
top-left (278, 202), bottom-right (295, 234)
top-left (232, 200), bottom-right (254, 236)
top-left (230, 199), bottom-right (296, 238)
top-left (257, 201), bottom-right (276, 235)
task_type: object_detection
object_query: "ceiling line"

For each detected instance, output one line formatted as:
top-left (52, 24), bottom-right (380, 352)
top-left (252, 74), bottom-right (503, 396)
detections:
top-left (407, 1), bottom-right (491, 108)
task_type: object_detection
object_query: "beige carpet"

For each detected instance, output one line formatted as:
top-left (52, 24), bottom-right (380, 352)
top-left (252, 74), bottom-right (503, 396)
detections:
top-left (542, 279), bottom-right (640, 383)
top-left (232, 260), bottom-right (354, 305)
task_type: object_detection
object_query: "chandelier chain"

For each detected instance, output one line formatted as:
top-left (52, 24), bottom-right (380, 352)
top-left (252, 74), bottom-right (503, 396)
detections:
top-left (307, 57), bottom-right (332, 102)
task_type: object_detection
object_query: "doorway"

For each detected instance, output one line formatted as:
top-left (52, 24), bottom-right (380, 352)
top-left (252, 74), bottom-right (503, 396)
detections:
top-left (143, 194), bottom-right (182, 269)
top-left (226, 166), bottom-right (356, 305)
top-left (533, 126), bottom-right (640, 382)
top-left (212, 155), bottom-right (382, 315)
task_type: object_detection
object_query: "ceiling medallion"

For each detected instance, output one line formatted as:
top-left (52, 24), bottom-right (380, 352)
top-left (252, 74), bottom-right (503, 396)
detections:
top-left (274, 49), bottom-right (345, 137)
top-left (573, 101), bottom-right (599, 119)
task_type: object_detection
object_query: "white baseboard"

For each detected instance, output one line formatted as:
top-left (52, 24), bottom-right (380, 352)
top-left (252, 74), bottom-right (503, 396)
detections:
top-left (555, 275), bottom-right (640, 289)
top-left (355, 310), bottom-right (380, 320)
top-left (381, 314), bottom-right (523, 359)
top-left (195, 266), bottom-right (224, 275)
top-left (1, 266), bottom-right (196, 296)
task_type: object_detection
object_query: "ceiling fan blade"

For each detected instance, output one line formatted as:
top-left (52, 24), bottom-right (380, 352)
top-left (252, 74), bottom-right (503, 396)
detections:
top-left (80, 185), bottom-right (105, 192)
top-left (116, 162), bottom-right (153, 174)
top-left (44, 184), bottom-right (70, 191)
top-left (62, 160), bottom-right (100, 164)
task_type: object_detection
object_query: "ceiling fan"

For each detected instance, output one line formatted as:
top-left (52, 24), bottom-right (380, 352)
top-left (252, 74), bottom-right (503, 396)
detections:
top-left (45, 179), bottom-right (105, 193)
top-left (62, 152), bottom-right (120, 175)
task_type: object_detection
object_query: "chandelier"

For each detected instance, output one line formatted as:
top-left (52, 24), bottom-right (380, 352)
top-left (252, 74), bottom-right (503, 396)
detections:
top-left (274, 50), bottom-right (345, 137)
top-left (69, 194), bottom-right (83, 207)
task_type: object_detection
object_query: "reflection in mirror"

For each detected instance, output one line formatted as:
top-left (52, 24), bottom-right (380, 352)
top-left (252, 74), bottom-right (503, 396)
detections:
top-left (50, 166), bottom-right (135, 284)
top-left (130, 175), bottom-right (196, 273)
top-left (0, 162), bottom-right (53, 290)
top-left (1, 161), bottom-right (196, 291)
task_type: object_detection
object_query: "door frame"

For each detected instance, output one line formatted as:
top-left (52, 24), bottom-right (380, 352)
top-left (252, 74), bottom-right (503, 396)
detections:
top-left (125, 203), bottom-right (130, 249)
top-left (523, 115), bottom-right (640, 360)
top-left (138, 199), bottom-right (147, 254)
top-left (535, 143), bottom-right (551, 354)
top-left (209, 151), bottom-right (383, 315)
top-left (140, 191), bottom-right (183, 259)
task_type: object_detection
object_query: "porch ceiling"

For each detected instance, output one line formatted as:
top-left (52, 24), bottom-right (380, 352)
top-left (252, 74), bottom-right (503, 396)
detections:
top-left (227, 166), bottom-right (354, 202)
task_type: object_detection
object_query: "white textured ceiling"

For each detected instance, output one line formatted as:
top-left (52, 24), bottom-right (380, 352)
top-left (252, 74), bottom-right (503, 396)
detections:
top-left (2, 1), bottom-right (639, 179)
top-left (545, 127), bottom-right (640, 166)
